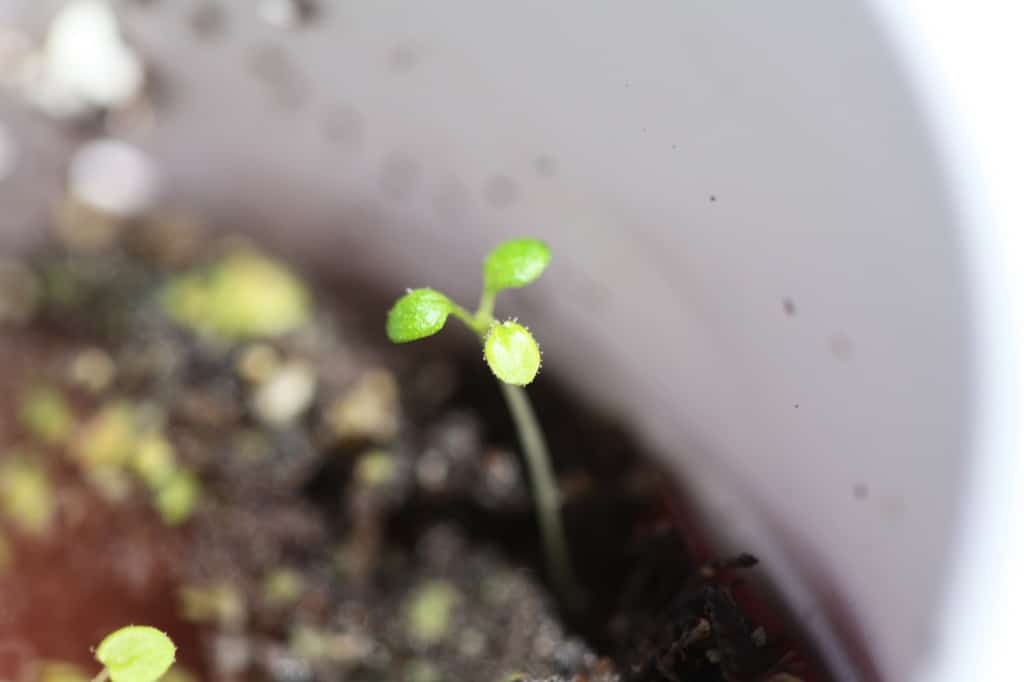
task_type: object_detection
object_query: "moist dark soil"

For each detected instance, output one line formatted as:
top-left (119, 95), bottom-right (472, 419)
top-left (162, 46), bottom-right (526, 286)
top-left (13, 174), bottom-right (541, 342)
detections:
top-left (0, 216), bottom-right (820, 682)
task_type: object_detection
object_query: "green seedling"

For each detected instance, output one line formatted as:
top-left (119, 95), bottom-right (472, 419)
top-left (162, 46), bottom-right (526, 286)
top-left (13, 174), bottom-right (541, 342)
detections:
top-left (153, 469), bottom-right (201, 527)
top-left (355, 450), bottom-right (397, 487)
top-left (162, 249), bottom-right (311, 342)
top-left (20, 385), bottom-right (74, 445)
top-left (386, 238), bottom-right (576, 602)
top-left (75, 402), bottom-right (138, 469)
top-left (262, 567), bottom-right (305, 608)
top-left (92, 626), bottom-right (175, 682)
top-left (0, 456), bottom-right (55, 536)
top-left (71, 403), bottom-right (199, 525)
top-left (405, 580), bottom-right (458, 646)
top-left (131, 433), bottom-right (177, 491)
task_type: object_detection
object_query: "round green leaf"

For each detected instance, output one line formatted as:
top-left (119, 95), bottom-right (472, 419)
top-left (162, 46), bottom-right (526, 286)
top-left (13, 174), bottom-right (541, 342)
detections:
top-left (483, 239), bottom-right (551, 292)
top-left (386, 289), bottom-right (454, 343)
top-left (484, 321), bottom-right (542, 386)
top-left (95, 626), bottom-right (176, 682)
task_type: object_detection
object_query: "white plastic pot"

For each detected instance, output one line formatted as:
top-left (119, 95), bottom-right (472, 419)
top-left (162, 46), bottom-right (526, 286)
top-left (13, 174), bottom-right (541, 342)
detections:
top-left (1, 2), bottom-right (1021, 681)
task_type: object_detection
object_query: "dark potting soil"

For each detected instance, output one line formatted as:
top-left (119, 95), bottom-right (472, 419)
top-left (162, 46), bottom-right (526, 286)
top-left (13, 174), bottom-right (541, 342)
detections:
top-left (0, 215), bottom-right (818, 682)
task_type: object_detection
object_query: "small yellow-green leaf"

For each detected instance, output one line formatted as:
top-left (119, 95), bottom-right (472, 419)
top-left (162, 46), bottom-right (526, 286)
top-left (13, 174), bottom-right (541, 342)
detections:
top-left (386, 288), bottom-right (454, 343)
top-left (75, 402), bottom-right (138, 469)
top-left (20, 385), bottom-right (74, 445)
top-left (262, 568), bottom-right (305, 608)
top-left (356, 450), bottom-right (396, 487)
top-left (0, 458), bottom-right (55, 536)
top-left (162, 251), bottom-right (311, 342)
top-left (484, 321), bottom-right (541, 386)
top-left (483, 238), bottom-right (551, 293)
top-left (95, 626), bottom-right (176, 682)
top-left (154, 469), bottom-right (201, 526)
top-left (405, 580), bottom-right (458, 646)
top-left (131, 434), bottom-right (177, 491)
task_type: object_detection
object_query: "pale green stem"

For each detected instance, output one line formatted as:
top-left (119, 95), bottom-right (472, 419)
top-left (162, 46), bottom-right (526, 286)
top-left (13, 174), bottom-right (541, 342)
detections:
top-left (91, 669), bottom-right (110, 682)
top-left (451, 305), bottom-right (487, 336)
top-left (475, 289), bottom-right (497, 327)
top-left (449, 293), bottom-right (579, 604)
top-left (498, 382), bottom-right (577, 603)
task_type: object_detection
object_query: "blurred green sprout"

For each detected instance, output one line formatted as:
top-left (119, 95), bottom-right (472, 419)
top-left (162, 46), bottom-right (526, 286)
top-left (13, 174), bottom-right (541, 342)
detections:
top-left (162, 250), bottom-right (311, 342)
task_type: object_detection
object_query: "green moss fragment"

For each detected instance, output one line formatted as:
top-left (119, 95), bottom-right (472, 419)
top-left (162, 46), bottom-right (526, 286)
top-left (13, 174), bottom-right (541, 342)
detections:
top-left (405, 580), bottom-right (458, 646)
top-left (262, 568), bottom-right (305, 608)
top-left (75, 402), bottom-right (138, 469)
top-left (19, 385), bottom-right (74, 445)
top-left (0, 458), bottom-right (55, 536)
top-left (162, 250), bottom-right (311, 341)
top-left (154, 469), bottom-right (201, 526)
top-left (131, 433), bottom-right (177, 491)
top-left (356, 450), bottom-right (396, 487)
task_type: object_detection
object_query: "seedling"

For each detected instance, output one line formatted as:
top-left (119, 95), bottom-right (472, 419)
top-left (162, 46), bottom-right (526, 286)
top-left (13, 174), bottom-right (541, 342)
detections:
top-left (20, 385), bottom-right (74, 445)
top-left (162, 249), bottom-right (311, 342)
top-left (0, 456), bottom-right (55, 536)
top-left (405, 580), bottom-right (458, 646)
top-left (386, 238), bottom-right (576, 601)
top-left (92, 626), bottom-right (175, 682)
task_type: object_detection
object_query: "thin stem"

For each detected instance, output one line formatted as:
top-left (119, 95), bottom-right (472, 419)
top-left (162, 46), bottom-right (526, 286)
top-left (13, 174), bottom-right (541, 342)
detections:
top-left (498, 382), bottom-right (579, 606)
top-left (91, 669), bottom-right (110, 682)
top-left (451, 297), bottom-right (580, 605)
top-left (450, 304), bottom-right (487, 336)
top-left (475, 289), bottom-right (497, 327)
